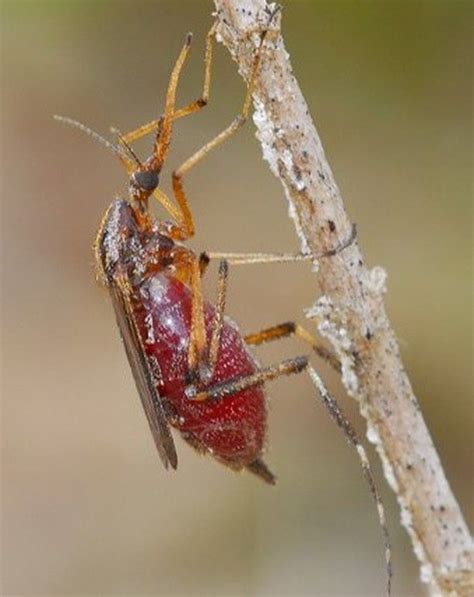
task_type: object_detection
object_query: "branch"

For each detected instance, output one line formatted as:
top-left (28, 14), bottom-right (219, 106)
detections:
top-left (213, 1), bottom-right (473, 594)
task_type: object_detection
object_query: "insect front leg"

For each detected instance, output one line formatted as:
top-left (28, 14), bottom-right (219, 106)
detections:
top-left (118, 22), bottom-right (216, 146)
top-left (169, 17), bottom-right (275, 241)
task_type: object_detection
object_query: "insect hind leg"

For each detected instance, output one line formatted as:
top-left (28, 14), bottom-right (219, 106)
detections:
top-left (243, 321), bottom-right (392, 595)
top-left (306, 365), bottom-right (393, 596)
top-left (245, 321), bottom-right (341, 373)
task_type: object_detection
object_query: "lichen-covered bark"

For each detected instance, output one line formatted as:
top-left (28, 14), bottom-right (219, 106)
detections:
top-left (213, 1), bottom-right (473, 594)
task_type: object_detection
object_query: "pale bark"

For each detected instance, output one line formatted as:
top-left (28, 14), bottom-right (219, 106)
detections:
top-left (212, 1), bottom-right (473, 594)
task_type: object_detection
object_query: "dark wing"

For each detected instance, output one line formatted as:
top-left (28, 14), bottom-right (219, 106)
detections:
top-left (109, 276), bottom-right (178, 470)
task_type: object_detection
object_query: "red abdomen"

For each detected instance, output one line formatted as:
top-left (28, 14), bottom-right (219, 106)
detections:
top-left (134, 273), bottom-right (267, 467)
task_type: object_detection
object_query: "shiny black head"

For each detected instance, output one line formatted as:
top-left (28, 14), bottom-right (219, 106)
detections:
top-left (131, 169), bottom-right (160, 195)
top-left (134, 169), bottom-right (159, 192)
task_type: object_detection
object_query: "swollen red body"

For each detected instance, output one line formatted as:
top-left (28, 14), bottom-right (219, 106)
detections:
top-left (134, 273), bottom-right (267, 468)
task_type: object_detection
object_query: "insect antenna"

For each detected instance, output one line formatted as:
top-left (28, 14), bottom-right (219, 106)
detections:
top-left (53, 115), bottom-right (131, 164)
top-left (110, 126), bottom-right (142, 167)
top-left (307, 365), bottom-right (393, 596)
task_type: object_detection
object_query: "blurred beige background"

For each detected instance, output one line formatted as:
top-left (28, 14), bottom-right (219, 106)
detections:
top-left (1, 2), bottom-right (472, 596)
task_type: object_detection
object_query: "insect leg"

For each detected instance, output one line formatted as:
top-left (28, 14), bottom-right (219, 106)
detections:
top-left (222, 313), bottom-right (392, 593)
top-left (119, 23), bottom-right (216, 146)
top-left (243, 320), bottom-right (392, 593)
top-left (185, 356), bottom-right (308, 401)
top-left (167, 21), bottom-right (216, 121)
top-left (169, 16), bottom-right (275, 240)
top-left (206, 260), bottom-right (229, 377)
top-left (208, 252), bottom-right (313, 265)
top-left (245, 322), bottom-right (341, 373)
top-left (173, 251), bottom-right (217, 384)
top-left (242, 319), bottom-right (393, 594)
top-left (306, 365), bottom-right (393, 597)
top-left (187, 257), bottom-right (208, 378)
top-left (152, 34), bottom-right (193, 170)
top-left (207, 224), bottom-right (357, 265)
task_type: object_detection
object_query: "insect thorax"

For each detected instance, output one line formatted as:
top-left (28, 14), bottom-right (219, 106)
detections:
top-left (94, 199), bottom-right (174, 286)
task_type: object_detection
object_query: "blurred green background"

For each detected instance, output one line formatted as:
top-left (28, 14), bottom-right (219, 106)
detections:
top-left (1, 1), bottom-right (472, 596)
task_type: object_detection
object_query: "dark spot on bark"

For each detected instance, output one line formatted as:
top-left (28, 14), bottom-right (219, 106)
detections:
top-left (317, 170), bottom-right (326, 181)
top-left (365, 330), bottom-right (373, 340)
top-left (440, 505), bottom-right (446, 513)
top-left (293, 164), bottom-right (302, 180)
top-left (328, 219), bottom-right (336, 232)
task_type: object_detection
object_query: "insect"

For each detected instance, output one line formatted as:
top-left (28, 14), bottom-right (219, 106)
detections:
top-left (56, 11), bottom-right (392, 595)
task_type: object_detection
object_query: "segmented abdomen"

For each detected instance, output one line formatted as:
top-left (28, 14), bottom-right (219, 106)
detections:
top-left (134, 273), bottom-right (267, 466)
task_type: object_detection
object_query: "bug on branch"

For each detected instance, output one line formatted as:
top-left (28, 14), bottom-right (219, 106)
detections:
top-left (56, 11), bottom-right (392, 595)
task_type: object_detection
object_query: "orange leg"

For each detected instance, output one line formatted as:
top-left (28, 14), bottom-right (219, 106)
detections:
top-left (170, 19), bottom-right (272, 241)
top-left (245, 322), bottom-right (341, 373)
top-left (120, 22), bottom-right (216, 147)
top-left (187, 256), bottom-right (208, 379)
top-left (183, 309), bottom-right (392, 593)
top-left (206, 260), bottom-right (228, 376)
top-left (115, 24), bottom-right (216, 235)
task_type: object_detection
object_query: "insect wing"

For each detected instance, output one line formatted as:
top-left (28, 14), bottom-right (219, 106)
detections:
top-left (109, 278), bottom-right (178, 470)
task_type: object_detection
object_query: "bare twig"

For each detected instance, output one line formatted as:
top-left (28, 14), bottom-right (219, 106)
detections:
top-left (213, 1), bottom-right (473, 594)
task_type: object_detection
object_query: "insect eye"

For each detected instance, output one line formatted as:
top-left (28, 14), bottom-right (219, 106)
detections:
top-left (133, 169), bottom-right (159, 192)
